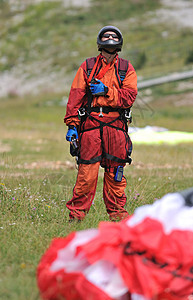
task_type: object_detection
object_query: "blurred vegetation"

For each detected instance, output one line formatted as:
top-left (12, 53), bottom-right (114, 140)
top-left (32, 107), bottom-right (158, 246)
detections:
top-left (185, 49), bottom-right (193, 64)
top-left (0, 0), bottom-right (193, 83)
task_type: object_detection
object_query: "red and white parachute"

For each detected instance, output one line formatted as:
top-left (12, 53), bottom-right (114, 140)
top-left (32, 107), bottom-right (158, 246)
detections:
top-left (37, 188), bottom-right (193, 299)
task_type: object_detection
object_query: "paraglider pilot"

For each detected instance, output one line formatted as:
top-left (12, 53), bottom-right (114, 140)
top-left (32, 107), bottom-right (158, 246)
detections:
top-left (64, 25), bottom-right (138, 221)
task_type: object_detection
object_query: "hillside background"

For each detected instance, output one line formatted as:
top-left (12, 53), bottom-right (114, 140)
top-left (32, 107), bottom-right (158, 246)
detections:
top-left (1, 0), bottom-right (193, 98)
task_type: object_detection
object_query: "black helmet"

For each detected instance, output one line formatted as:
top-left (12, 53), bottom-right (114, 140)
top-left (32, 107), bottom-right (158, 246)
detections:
top-left (97, 25), bottom-right (123, 52)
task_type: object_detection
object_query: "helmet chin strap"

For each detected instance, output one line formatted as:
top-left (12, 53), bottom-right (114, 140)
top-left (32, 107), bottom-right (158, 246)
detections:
top-left (102, 48), bottom-right (117, 55)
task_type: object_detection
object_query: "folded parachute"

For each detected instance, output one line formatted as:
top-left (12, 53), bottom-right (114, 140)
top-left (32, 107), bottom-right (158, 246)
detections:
top-left (37, 187), bottom-right (193, 299)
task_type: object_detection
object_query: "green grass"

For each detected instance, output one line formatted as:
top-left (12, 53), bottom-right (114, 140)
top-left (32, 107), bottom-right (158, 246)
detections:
top-left (0, 91), bottom-right (193, 299)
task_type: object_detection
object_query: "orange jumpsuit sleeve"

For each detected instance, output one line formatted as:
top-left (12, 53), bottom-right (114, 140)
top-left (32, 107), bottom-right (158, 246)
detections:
top-left (64, 62), bottom-right (87, 126)
top-left (91, 58), bottom-right (137, 109)
top-left (106, 62), bottom-right (137, 108)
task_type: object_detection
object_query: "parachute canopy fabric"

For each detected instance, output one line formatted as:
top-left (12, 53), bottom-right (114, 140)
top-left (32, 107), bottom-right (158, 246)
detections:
top-left (129, 126), bottom-right (193, 145)
top-left (37, 188), bottom-right (193, 300)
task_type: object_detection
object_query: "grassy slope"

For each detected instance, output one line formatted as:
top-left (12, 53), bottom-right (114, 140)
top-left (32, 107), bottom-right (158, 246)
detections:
top-left (0, 0), bottom-right (193, 82)
top-left (0, 1), bottom-right (193, 299)
top-left (1, 90), bottom-right (193, 300)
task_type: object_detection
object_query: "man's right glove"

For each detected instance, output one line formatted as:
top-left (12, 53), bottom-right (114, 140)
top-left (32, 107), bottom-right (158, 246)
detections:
top-left (66, 125), bottom-right (78, 142)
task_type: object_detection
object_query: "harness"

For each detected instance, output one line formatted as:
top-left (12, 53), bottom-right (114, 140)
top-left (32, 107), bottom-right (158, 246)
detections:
top-left (79, 54), bottom-right (132, 121)
top-left (78, 112), bottom-right (132, 165)
top-left (77, 55), bottom-right (132, 166)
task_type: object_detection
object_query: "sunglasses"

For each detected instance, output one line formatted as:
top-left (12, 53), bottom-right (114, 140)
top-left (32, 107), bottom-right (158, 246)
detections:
top-left (102, 33), bottom-right (119, 39)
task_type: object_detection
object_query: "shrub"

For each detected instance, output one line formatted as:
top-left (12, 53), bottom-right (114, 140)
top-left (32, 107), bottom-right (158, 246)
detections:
top-left (185, 49), bottom-right (193, 64)
top-left (132, 50), bottom-right (147, 70)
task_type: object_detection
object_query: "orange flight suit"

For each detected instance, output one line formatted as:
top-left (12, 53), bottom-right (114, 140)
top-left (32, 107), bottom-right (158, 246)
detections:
top-left (64, 54), bottom-right (137, 221)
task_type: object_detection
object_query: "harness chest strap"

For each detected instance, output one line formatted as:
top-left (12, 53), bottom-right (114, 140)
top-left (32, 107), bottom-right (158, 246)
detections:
top-left (87, 54), bottom-right (113, 83)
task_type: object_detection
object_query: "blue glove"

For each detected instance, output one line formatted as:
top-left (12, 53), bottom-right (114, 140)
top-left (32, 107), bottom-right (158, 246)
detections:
top-left (90, 79), bottom-right (108, 96)
top-left (66, 126), bottom-right (78, 142)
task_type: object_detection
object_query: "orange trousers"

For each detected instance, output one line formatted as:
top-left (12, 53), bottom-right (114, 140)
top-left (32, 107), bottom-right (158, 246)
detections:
top-left (66, 162), bottom-right (129, 221)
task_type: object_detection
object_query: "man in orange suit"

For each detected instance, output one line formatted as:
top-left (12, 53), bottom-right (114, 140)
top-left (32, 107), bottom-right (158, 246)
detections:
top-left (64, 25), bottom-right (137, 221)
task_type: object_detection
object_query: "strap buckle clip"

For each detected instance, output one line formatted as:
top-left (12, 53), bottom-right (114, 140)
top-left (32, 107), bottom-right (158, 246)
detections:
top-left (78, 107), bottom-right (86, 117)
top-left (125, 109), bottom-right (132, 122)
top-left (99, 107), bottom-right (103, 117)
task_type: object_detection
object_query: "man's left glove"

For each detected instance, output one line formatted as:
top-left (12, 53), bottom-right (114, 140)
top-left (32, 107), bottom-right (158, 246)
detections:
top-left (66, 125), bottom-right (78, 142)
top-left (90, 79), bottom-right (108, 96)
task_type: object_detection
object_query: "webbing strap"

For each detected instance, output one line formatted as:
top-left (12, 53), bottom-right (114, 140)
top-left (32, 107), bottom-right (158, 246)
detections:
top-left (87, 54), bottom-right (112, 83)
top-left (78, 155), bottom-right (102, 165)
top-left (96, 61), bottom-right (111, 80)
top-left (79, 114), bottom-right (126, 134)
top-left (87, 55), bottom-right (101, 83)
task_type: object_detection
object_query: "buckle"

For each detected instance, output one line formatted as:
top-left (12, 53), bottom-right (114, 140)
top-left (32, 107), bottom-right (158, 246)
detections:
top-left (99, 107), bottom-right (103, 117)
top-left (125, 109), bottom-right (132, 120)
top-left (78, 107), bottom-right (86, 117)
